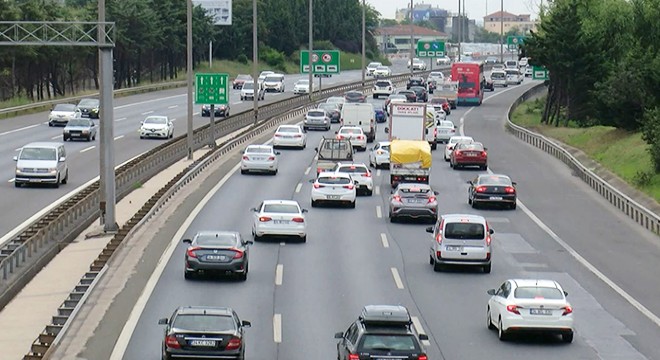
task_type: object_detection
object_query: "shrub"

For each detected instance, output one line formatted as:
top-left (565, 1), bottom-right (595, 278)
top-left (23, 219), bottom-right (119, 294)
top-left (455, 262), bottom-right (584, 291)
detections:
top-left (259, 46), bottom-right (286, 69)
top-left (641, 107), bottom-right (660, 172)
top-left (313, 40), bottom-right (335, 50)
top-left (237, 54), bottom-right (248, 64)
top-left (633, 170), bottom-right (653, 187)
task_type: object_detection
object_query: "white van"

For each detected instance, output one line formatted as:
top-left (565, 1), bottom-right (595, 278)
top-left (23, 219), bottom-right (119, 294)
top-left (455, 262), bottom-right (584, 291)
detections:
top-left (14, 142), bottom-right (69, 188)
top-left (490, 70), bottom-right (508, 87)
top-left (340, 103), bottom-right (376, 143)
top-left (263, 73), bottom-right (285, 92)
top-left (505, 69), bottom-right (523, 85)
top-left (505, 60), bottom-right (518, 69)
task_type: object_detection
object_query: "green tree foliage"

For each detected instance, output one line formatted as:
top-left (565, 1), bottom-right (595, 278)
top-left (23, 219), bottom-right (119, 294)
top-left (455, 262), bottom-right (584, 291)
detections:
top-left (473, 27), bottom-right (500, 43)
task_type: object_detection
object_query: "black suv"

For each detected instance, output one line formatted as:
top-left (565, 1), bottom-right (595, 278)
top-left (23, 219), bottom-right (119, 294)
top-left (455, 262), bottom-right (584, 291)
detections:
top-left (159, 306), bottom-right (251, 360)
top-left (406, 76), bottom-right (426, 90)
top-left (75, 98), bottom-right (100, 119)
top-left (334, 305), bottom-right (429, 360)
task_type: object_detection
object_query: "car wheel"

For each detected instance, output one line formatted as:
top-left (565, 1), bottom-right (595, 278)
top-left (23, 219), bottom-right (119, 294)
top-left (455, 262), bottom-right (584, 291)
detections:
top-left (14, 181), bottom-right (21, 188)
top-left (562, 332), bottom-right (574, 343)
top-left (62, 170), bottom-right (68, 185)
top-left (449, 161), bottom-right (453, 168)
top-left (471, 200), bottom-right (478, 209)
top-left (487, 308), bottom-right (496, 330)
top-left (53, 175), bottom-right (60, 188)
top-left (311, 199), bottom-right (318, 208)
top-left (140, 136), bottom-right (144, 139)
top-left (92, 134), bottom-right (96, 140)
top-left (365, 189), bottom-right (373, 196)
top-left (429, 255), bottom-right (434, 265)
top-left (87, 135), bottom-right (92, 142)
top-left (510, 202), bottom-right (517, 210)
top-left (300, 235), bottom-right (307, 243)
top-left (444, 154), bottom-right (449, 162)
top-left (349, 201), bottom-right (356, 209)
top-left (271, 169), bottom-right (278, 175)
top-left (240, 169), bottom-right (247, 175)
top-left (184, 270), bottom-right (195, 280)
top-left (238, 267), bottom-right (248, 281)
top-left (481, 165), bottom-right (488, 171)
top-left (483, 263), bottom-right (491, 273)
top-left (49, 122), bottom-right (53, 127)
top-left (361, 146), bottom-right (367, 152)
top-left (373, 94), bottom-right (377, 99)
top-left (63, 135), bottom-right (68, 141)
top-left (498, 318), bottom-right (508, 341)
top-left (433, 261), bottom-right (443, 272)
top-left (162, 351), bottom-right (172, 360)
top-left (468, 197), bottom-right (472, 205)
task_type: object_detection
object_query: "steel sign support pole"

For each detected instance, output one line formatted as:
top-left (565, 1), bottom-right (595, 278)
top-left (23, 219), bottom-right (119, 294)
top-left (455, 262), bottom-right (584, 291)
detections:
top-left (458, 0), bottom-right (461, 62)
top-left (500, 0), bottom-right (504, 63)
top-left (361, 0), bottom-right (366, 86)
top-left (409, 0), bottom-right (414, 77)
top-left (252, 0), bottom-right (258, 125)
top-left (209, 104), bottom-right (215, 148)
top-left (209, 40), bottom-right (213, 68)
top-left (308, 0), bottom-right (314, 102)
top-left (186, 0), bottom-right (194, 160)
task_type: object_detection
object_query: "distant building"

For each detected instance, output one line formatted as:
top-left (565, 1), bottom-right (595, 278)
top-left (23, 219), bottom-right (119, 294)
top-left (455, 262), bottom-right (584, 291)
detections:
top-left (374, 25), bottom-right (449, 54)
top-left (395, 2), bottom-right (449, 32)
top-left (483, 11), bottom-right (538, 34)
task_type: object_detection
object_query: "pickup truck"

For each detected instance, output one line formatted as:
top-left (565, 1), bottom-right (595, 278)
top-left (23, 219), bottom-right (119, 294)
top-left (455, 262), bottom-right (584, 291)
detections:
top-left (314, 137), bottom-right (354, 174)
top-left (434, 81), bottom-right (458, 109)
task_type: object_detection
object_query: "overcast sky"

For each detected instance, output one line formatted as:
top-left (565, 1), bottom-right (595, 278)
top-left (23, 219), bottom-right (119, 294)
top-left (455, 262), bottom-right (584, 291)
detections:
top-left (365, 0), bottom-right (543, 22)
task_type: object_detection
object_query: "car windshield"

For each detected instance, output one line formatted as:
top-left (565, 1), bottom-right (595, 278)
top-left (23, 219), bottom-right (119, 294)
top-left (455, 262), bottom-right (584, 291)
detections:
top-left (318, 176), bottom-right (351, 185)
top-left (505, 70), bottom-right (519, 75)
top-left (246, 146), bottom-right (272, 154)
top-left (368, 62), bottom-right (381, 68)
top-left (376, 81), bottom-right (390, 87)
top-left (380, 145), bottom-right (390, 151)
top-left (195, 233), bottom-right (237, 247)
top-left (308, 110), bottom-right (325, 117)
top-left (491, 72), bottom-right (506, 79)
top-left (390, 95), bottom-right (406, 100)
top-left (172, 314), bottom-right (235, 332)
top-left (53, 104), bottom-right (76, 112)
top-left (359, 334), bottom-right (419, 351)
top-left (439, 121), bottom-right (454, 128)
top-left (336, 166), bottom-right (367, 173)
top-left (67, 119), bottom-right (91, 127)
top-left (376, 66), bottom-right (388, 70)
top-left (327, 97), bottom-right (344, 103)
top-left (319, 104), bottom-right (337, 111)
top-left (236, 75), bottom-right (252, 80)
top-left (444, 222), bottom-right (485, 240)
top-left (20, 147), bottom-right (57, 160)
top-left (297, 80), bottom-right (309, 85)
top-left (514, 287), bottom-right (564, 300)
top-left (277, 127), bottom-right (299, 133)
top-left (243, 82), bottom-right (254, 89)
top-left (458, 143), bottom-right (484, 151)
top-left (479, 176), bottom-right (512, 186)
top-left (79, 99), bottom-right (97, 106)
top-left (265, 76), bottom-right (281, 82)
top-left (263, 204), bottom-right (299, 213)
top-left (144, 117), bottom-right (167, 124)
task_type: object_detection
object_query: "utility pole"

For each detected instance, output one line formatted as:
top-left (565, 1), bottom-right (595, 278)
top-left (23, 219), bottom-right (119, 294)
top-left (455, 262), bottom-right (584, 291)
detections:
top-left (361, 0), bottom-right (366, 86)
top-left (409, 0), bottom-right (414, 77)
top-left (186, 0), bottom-right (193, 160)
top-left (209, 40), bottom-right (213, 68)
top-left (500, 0), bottom-right (504, 63)
top-left (308, 0), bottom-right (314, 102)
top-left (252, 0), bottom-right (258, 125)
top-left (457, 0), bottom-right (461, 62)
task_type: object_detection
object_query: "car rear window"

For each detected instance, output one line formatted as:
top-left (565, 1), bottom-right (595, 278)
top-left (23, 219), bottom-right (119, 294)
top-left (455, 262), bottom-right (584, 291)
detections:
top-left (376, 81), bottom-right (390, 87)
top-left (439, 121), bottom-right (453, 127)
top-left (444, 222), bottom-right (485, 240)
top-left (318, 177), bottom-right (351, 185)
top-left (195, 234), bottom-right (237, 246)
top-left (491, 72), bottom-right (505, 79)
top-left (381, 145), bottom-right (390, 151)
top-left (479, 176), bottom-right (511, 186)
top-left (359, 334), bottom-right (420, 351)
top-left (277, 127), bottom-right (299, 133)
top-left (246, 147), bottom-right (271, 154)
top-left (458, 143), bottom-right (484, 151)
top-left (308, 111), bottom-right (325, 117)
top-left (399, 187), bottom-right (430, 197)
top-left (339, 128), bottom-right (361, 134)
top-left (67, 119), bottom-right (91, 127)
top-left (337, 166), bottom-right (368, 173)
top-left (263, 204), bottom-right (299, 213)
top-left (173, 314), bottom-right (235, 332)
top-left (514, 287), bottom-right (564, 300)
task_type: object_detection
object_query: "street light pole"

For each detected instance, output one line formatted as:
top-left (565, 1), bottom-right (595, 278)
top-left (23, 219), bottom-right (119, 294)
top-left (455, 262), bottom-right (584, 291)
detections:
top-left (186, 0), bottom-right (193, 160)
top-left (457, 0), bottom-right (461, 62)
top-left (361, 0), bottom-right (366, 86)
top-left (252, 0), bottom-right (258, 125)
top-left (409, 0), bottom-right (414, 77)
top-left (500, 0), bottom-right (504, 63)
top-left (308, 0), bottom-right (314, 102)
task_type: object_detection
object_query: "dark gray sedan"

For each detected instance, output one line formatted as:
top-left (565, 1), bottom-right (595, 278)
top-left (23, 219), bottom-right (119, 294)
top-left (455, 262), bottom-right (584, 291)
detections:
top-left (389, 183), bottom-right (439, 223)
top-left (183, 231), bottom-right (253, 280)
top-left (468, 174), bottom-right (517, 209)
top-left (63, 118), bottom-right (97, 141)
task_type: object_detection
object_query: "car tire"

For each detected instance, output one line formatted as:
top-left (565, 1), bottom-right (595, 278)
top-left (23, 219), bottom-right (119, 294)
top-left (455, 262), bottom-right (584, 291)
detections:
top-left (140, 136), bottom-right (144, 139)
top-left (562, 332), bottom-right (574, 343)
top-left (240, 169), bottom-right (247, 175)
top-left (238, 267), bottom-right (248, 281)
top-left (510, 202), bottom-right (517, 210)
top-left (471, 200), bottom-right (478, 209)
top-left (349, 201), bottom-right (356, 209)
top-left (365, 189), bottom-right (373, 196)
top-left (498, 318), bottom-right (508, 341)
top-left (373, 94), bottom-right (378, 99)
top-left (54, 175), bottom-right (60, 188)
top-left (184, 270), bottom-right (195, 280)
top-left (62, 170), bottom-right (68, 185)
top-left (300, 235), bottom-right (307, 243)
top-left (429, 255), bottom-right (434, 265)
top-left (487, 308), bottom-right (496, 330)
top-left (326, 126), bottom-right (330, 131)
top-left (468, 197), bottom-right (472, 205)
top-left (271, 169), bottom-right (278, 175)
top-left (361, 146), bottom-right (367, 152)
top-left (449, 161), bottom-right (453, 168)
top-left (431, 143), bottom-right (437, 150)
top-left (444, 155), bottom-right (449, 162)
top-left (483, 264), bottom-right (491, 273)
top-left (87, 135), bottom-right (91, 142)
top-left (481, 165), bottom-right (488, 171)
top-left (433, 261), bottom-right (443, 272)
top-left (311, 200), bottom-right (318, 208)
top-left (49, 122), bottom-right (53, 127)
top-left (14, 181), bottom-right (21, 188)
top-left (162, 351), bottom-right (172, 360)
top-left (92, 134), bottom-right (96, 140)
top-left (63, 135), bottom-right (68, 141)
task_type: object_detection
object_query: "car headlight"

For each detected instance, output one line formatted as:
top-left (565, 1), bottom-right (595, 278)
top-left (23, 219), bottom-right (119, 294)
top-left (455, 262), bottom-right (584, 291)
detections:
top-left (48, 168), bottom-right (57, 174)
top-left (64, 129), bottom-right (70, 133)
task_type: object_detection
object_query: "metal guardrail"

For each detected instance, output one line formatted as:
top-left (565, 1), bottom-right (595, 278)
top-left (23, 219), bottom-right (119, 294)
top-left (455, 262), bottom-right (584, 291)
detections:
top-left (0, 69), bottom-right (430, 359)
top-left (506, 83), bottom-right (660, 235)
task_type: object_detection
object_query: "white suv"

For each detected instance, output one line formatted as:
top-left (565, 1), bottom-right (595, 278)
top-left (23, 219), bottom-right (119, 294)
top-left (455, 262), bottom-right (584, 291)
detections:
top-left (311, 172), bottom-right (357, 208)
top-left (366, 62), bottom-right (382, 76)
top-left (427, 214), bottom-right (494, 273)
top-left (332, 162), bottom-right (373, 196)
top-left (372, 80), bottom-right (394, 99)
top-left (263, 74), bottom-right (285, 92)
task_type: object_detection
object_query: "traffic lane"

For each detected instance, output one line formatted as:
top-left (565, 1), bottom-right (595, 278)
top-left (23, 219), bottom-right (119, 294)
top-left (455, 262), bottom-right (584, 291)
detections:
top-left (463, 83), bottom-right (660, 322)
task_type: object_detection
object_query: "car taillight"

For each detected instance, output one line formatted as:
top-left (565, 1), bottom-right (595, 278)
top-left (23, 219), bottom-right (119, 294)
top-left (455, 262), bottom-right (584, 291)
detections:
top-left (242, 156), bottom-right (249, 161)
top-left (292, 217), bottom-right (305, 223)
top-left (450, 128), bottom-right (456, 133)
top-left (435, 232), bottom-right (442, 244)
top-left (165, 335), bottom-right (181, 349)
top-left (363, 172), bottom-right (371, 177)
top-left (476, 186), bottom-right (487, 193)
top-left (336, 135), bottom-right (343, 140)
top-left (418, 355), bottom-right (428, 360)
top-left (481, 151), bottom-right (487, 158)
top-left (313, 183), bottom-right (324, 188)
top-left (433, 128), bottom-right (437, 137)
top-left (259, 216), bottom-right (272, 222)
top-left (486, 235), bottom-right (491, 246)
top-left (225, 337), bottom-right (241, 350)
top-left (293, 134), bottom-right (302, 138)
top-left (268, 156), bottom-right (276, 161)
top-left (454, 150), bottom-right (463, 157)
top-left (388, 86), bottom-right (392, 90)
top-left (376, 150), bottom-right (384, 155)
top-left (348, 354), bottom-right (360, 360)
top-left (357, 135), bottom-right (364, 140)
top-left (562, 305), bottom-right (573, 315)
top-left (186, 247), bottom-right (201, 258)
top-left (428, 196), bottom-right (436, 203)
top-left (344, 184), bottom-right (354, 190)
top-left (505, 186), bottom-right (515, 194)
top-left (506, 305), bottom-right (520, 315)
top-left (392, 195), bottom-right (402, 202)
top-left (232, 249), bottom-right (244, 259)
top-left (274, 134), bottom-right (281, 137)
top-left (436, 250), bottom-right (442, 258)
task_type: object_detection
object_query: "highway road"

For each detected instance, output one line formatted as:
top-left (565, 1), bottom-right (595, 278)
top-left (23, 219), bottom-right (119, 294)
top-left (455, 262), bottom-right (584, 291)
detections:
top-left (0, 59), bottom-right (422, 241)
top-left (65, 79), bottom-right (660, 359)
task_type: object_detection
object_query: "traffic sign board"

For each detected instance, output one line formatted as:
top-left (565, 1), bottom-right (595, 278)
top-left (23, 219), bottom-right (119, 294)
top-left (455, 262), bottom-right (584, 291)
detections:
top-left (416, 41), bottom-right (445, 58)
top-left (194, 73), bottom-right (229, 104)
top-left (300, 50), bottom-right (340, 74)
top-left (507, 36), bottom-right (527, 50)
top-left (532, 66), bottom-right (549, 80)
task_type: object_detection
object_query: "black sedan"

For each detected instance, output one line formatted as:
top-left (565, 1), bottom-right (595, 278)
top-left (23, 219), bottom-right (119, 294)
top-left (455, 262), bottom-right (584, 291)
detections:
top-left (201, 104), bottom-right (231, 117)
top-left (397, 90), bottom-right (417, 103)
top-left (467, 174), bottom-right (517, 209)
top-left (75, 98), bottom-right (100, 119)
top-left (318, 103), bottom-right (341, 123)
top-left (159, 306), bottom-right (251, 360)
top-left (484, 78), bottom-right (495, 92)
top-left (409, 86), bottom-right (428, 102)
top-left (183, 231), bottom-right (252, 280)
top-left (406, 76), bottom-right (426, 89)
top-left (344, 90), bottom-right (366, 103)
top-left (389, 183), bottom-right (439, 223)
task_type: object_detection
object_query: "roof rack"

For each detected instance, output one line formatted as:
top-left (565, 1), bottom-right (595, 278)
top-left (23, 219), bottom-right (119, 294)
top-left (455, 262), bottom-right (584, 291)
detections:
top-left (359, 305), bottom-right (412, 326)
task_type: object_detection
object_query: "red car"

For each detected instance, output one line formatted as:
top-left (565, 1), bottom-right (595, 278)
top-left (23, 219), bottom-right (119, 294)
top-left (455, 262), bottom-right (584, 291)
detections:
top-left (430, 97), bottom-right (451, 115)
top-left (450, 142), bottom-right (488, 170)
top-left (232, 74), bottom-right (253, 89)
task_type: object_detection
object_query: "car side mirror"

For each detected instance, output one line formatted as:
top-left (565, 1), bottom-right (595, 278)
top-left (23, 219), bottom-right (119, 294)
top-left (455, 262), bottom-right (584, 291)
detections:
top-left (354, 180), bottom-right (359, 185)
top-left (243, 240), bottom-right (254, 245)
top-left (489, 229), bottom-right (495, 234)
top-left (182, 239), bottom-right (192, 244)
top-left (241, 320), bottom-right (252, 328)
top-left (250, 207), bottom-right (258, 212)
top-left (466, 181), bottom-right (472, 184)
top-left (384, 127), bottom-right (389, 134)
top-left (158, 318), bottom-right (168, 325)
top-left (302, 209), bottom-right (308, 213)
top-left (59, 157), bottom-right (66, 162)
top-left (13, 156), bottom-right (18, 161)
top-left (419, 334), bottom-right (429, 341)
top-left (275, 151), bottom-right (281, 155)
top-left (308, 178), bottom-right (316, 183)
top-left (512, 182), bottom-right (517, 186)
top-left (484, 147), bottom-right (488, 151)
top-left (425, 226), bottom-right (434, 233)
top-left (140, 121), bottom-right (144, 125)
top-left (434, 191), bottom-right (439, 195)
top-left (334, 332), bottom-right (344, 339)
top-left (314, 147), bottom-right (318, 152)
top-left (487, 289), bottom-right (496, 296)
top-left (334, 131), bottom-right (338, 134)
top-left (564, 290), bottom-right (568, 296)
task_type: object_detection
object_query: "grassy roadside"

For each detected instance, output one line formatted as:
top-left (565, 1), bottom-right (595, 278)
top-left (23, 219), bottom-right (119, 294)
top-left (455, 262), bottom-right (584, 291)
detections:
top-left (511, 98), bottom-right (660, 202)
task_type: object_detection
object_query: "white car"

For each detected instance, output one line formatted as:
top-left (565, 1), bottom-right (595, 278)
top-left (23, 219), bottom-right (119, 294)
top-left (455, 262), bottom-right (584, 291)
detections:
top-left (505, 69), bottom-right (523, 85)
top-left (251, 200), bottom-right (307, 242)
top-left (293, 79), bottom-right (315, 94)
top-left (427, 71), bottom-right (445, 84)
top-left (435, 120), bottom-right (457, 144)
top-left (257, 70), bottom-right (274, 83)
top-left (336, 126), bottom-right (367, 151)
top-left (436, 56), bottom-right (451, 66)
top-left (273, 124), bottom-right (306, 149)
top-left (333, 162), bottom-right (373, 196)
top-left (240, 81), bottom-right (265, 101)
top-left (326, 96), bottom-right (346, 110)
top-left (525, 66), bottom-right (533, 77)
top-left (408, 58), bottom-right (427, 71)
top-left (303, 108), bottom-right (330, 131)
top-left (427, 213), bottom-right (493, 273)
top-left (310, 172), bottom-right (357, 208)
top-left (241, 144), bottom-right (279, 175)
top-left (48, 103), bottom-right (78, 126)
top-left (487, 279), bottom-right (575, 343)
top-left (139, 115), bottom-right (174, 139)
top-left (518, 57), bottom-right (529, 67)
top-left (444, 136), bottom-right (474, 160)
top-left (373, 66), bottom-right (391, 77)
top-left (505, 60), bottom-right (518, 69)
top-left (366, 62), bottom-right (382, 76)
top-left (428, 105), bottom-right (447, 121)
top-left (262, 73), bottom-right (285, 92)
top-left (369, 141), bottom-right (390, 169)
top-left (490, 70), bottom-right (508, 87)
top-left (372, 80), bottom-right (394, 99)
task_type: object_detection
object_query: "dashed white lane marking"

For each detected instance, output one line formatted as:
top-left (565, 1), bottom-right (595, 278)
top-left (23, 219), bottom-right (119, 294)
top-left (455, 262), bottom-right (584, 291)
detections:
top-left (376, 206), bottom-right (382, 218)
top-left (380, 233), bottom-right (389, 248)
top-left (232, 101), bottom-right (242, 105)
top-left (304, 167), bottom-right (311, 175)
top-left (114, 135), bottom-right (124, 140)
top-left (167, 105), bottom-right (178, 109)
top-left (115, 117), bottom-right (127, 122)
top-left (141, 110), bottom-right (153, 115)
top-left (376, 169), bottom-right (382, 177)
top-left (80, 146), bottom-right (95, 153)
top-left (374, 186), bottom-right (380, 195)
top-left (273, 314), bottom-right (282, 343)
top-left (275, 264), bottom-right (283, 286)
top-left (8, 178), bottom-right (15, 183)
top-left (0, 124), bottom-right (39, 137)
top-left (391, 267), bottom-right (404, 289)
top-left (295, 183), bottom-right (302, 193)
top-left (411, 316), bottom-right (431, 346)
top-left (51, 135), bottom-right (60, 140)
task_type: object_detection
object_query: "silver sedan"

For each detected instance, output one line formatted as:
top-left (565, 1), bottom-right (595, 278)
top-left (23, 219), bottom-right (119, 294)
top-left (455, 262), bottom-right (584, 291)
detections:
top-left (241, 145), bottom-right (280, 175)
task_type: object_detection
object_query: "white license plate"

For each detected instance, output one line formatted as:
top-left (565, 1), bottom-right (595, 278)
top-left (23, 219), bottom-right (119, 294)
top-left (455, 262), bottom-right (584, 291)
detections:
top-left (489, 196), bottom-right (503, 200)
top-left (446, 246), bottom-right (463, 251)
top-left (530, 308), bottom-right (553, 315)
top-left (71, 133), bottom-right (80, 136)
top-left (190, 340), bottom-right (216, 346)
top-left (467, 152), bottom-right (479, 156)
top-left (327, 195), bottom-right (340, 200)
top-left (205, 255), bottom-right (225, 261)
top-left (273, 220), bottom-right (289, 224)
top-left (29, 179), bottom-right (42, 183)
top-left (253, 157), bottom-right (265, 161)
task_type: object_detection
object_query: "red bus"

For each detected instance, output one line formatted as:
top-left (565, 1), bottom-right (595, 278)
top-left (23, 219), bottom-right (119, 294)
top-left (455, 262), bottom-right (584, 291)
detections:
top-left (451, 62), bottom-right (485, 105)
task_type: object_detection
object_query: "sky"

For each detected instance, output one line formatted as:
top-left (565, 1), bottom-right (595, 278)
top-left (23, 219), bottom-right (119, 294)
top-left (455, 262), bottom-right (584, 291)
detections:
top-left (365, 0), bottom-right (543, 22)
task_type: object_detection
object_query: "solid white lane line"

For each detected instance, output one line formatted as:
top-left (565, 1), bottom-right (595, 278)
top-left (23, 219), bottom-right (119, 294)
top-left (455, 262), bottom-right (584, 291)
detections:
top-left (0, 124), bottom-right (40, 137)
top-left (391, 267), bottom-right (404, 289)
top-left (109, 162), bottom-right (242, 360)
top-left (295, 183), bottom-right (302, 193)
top-left (275, 264), bottom-right (283, 286)
top-left (8, 178), bottom-right (15, 183)
top-left (167, 105), bottom-right (178, 109)
top-left (374, 186), bottom-right (380, 195)
top-left (194, 111), bottom-right (200, 116)
top-left (304, 167), bottom-right (311, 175)
top-left (376, 169), bottom-right (382, 177)
top-left (376, 206), bottom-right (382, 218)
top-left (114, 135), bottom-right (124, 140)
top-left (273, 314), bottom-right (282, 343)
top-left (141, 110), bottom-right (154, 115)
top-left (80, 146), bottom-right (95, 153)
top-left (411, 316), bottom-right (431, 346)
top-left (51, 135), bottom-right (60, 140)
top-left (115, 117), bottom-right (127, 122)
top-left (380, 233), bottom-right (389, 248)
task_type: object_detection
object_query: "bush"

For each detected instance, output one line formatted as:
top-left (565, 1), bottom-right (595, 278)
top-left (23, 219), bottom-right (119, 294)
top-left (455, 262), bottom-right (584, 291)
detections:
top-left (259, 46), bottom-right (286, 69)
top-left (633, 170), bottom-right (653, 187)
top-left (641, 107), bottom-right (660, 172)
top-left (365, 50), bottom-right (375, 61)
top-left (237, 54), bottom-right (248, 64)
top-left (313, 40), bottom-right (336, 50)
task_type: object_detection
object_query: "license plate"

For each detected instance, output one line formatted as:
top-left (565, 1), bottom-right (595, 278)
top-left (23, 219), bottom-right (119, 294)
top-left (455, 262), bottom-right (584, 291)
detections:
top-left (530, 308), bottom-right (553, 315)
top-left (190, 340), bottom-right (216, 346)
top-left (467, 152), bottom-right (478, 156)
top-left (29, 179), bottom-right (42, 183)
top-left (253, 157), bottom-right (265, 161)
top-left (490, 196), bottom-right (503, 200)
top-left (273, 220), bottom-right (289, 224)
top-left (327, 195), bottom-right (340, 200)
top-left (71, 133), bottom-right (80, 136)
top-left (446, 245), bottom-right (463, 251)
top-left (205, 255), bottom-right (225, 261)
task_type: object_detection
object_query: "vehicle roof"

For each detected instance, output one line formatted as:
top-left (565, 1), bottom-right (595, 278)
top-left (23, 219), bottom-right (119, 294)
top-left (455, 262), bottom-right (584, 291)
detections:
top-left (319, 171), bottom-right (352, 179)
top-left (262, 199), bottom-right (300, 206)
top-left (245, 144), bottom-right (274, 151)
top-left (478, 174), bottom-right (511, 181)
top-left (359, 305), bottom-right (411, 325)
top-left (377, 141), bottom-right (391, 145)
top-left (449, 136), bottom-right (473, 141)
top-left (335, 162), bottom-right (368, 168)
top-left (175, 306), bottom-right (234, 316)
top-left (441, 213), bottom-right (487, 223)
top-left (396, 183), bottom-right (432, 190)
top-left (308, 108), bottom-right (326, 112)
top-left (145, 115), bottom-right (168, 119)
top-left (278, 124), bottom-right (302, 129)
top-left (339, 126), bottom-right (363, 131)
top-left (22, 142), bottom-right (64, 149)
top-left (511, 279), bottom-right (561, 289)
top-left (194, 230), bottom-right (239, 238)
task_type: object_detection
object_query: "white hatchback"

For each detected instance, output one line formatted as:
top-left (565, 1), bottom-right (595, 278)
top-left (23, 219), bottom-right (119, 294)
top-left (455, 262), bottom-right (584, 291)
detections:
top-left (241, 145), bottom-right (279, 175)
top-left (251, 200), bottom-right (307, 242)
top-left (311, 172), bottom-right (357, 208)
top-left (332, 162), bottom-right (373, 196)
top-left (444, 136), bottom-right (474, 161)
top-left (372, 80), bottom-right (394, 99)
top-left (369, 141), bottom-right (391, 169)
top-left (273, 124), bottom-right (306, 149)
top-left (336, 126), bottom-right (367, 151)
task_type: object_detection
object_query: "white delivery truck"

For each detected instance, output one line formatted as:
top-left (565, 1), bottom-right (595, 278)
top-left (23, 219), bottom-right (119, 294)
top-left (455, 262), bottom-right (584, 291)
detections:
top-left (340, 103), bottom-right (376, 143)
top-left (386, 103), bottom-right (435, 149)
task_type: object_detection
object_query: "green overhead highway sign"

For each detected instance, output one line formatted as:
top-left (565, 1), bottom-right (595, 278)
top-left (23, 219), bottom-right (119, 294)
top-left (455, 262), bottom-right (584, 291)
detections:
top-left (416, 40), bottom-right (445, 57)
top-left (300, 50), bottom-right (340, 74)
top-left (195, 73), bottom-right (229, 104)
top-left (532, 66), bottom-right (549, 80)
top-left (507, 36), bottom-right (527, 51)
